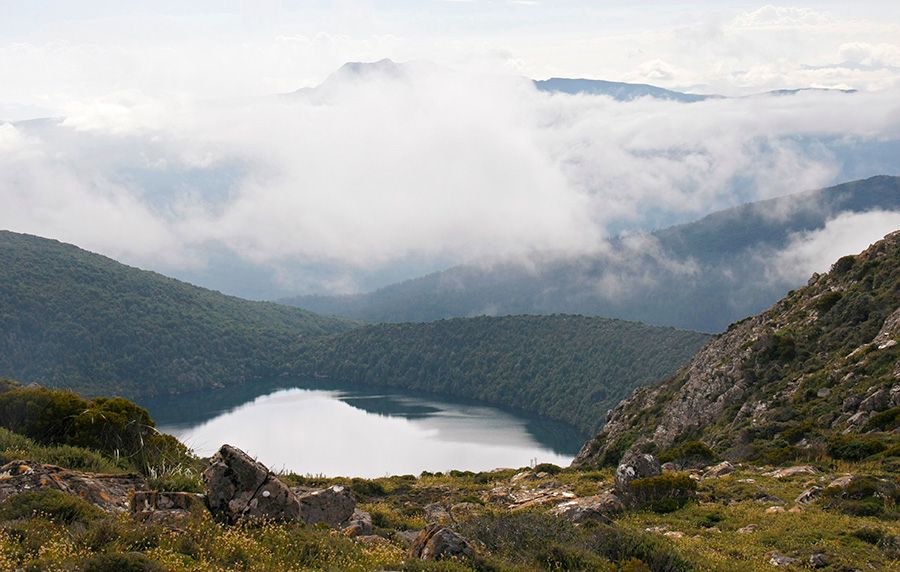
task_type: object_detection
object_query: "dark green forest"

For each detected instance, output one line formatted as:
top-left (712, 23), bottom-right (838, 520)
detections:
top-left (0, 231), bottom-right (357, 397)
top-left (298, 316), bottom-right (709, 433)
top-left (0, 231), bottom-right (709, 433)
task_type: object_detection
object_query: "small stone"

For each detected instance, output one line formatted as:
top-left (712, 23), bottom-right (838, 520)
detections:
top-left (664, 531), bottom-right (684, 539)
top-left (794, 487), bottom-right (822, 504)
top-left (645, 526), bottom-right (668, 534)
top-left (816, 387), bottom-right (831, 398)
top-left (809, 553), bottom-right (829, 568)
top-left (737, 524), bottom-right (758, 534)
top-left (762, 466), bottom-right (817, 479)
top-left (765, 506), bottom-right (784, 514)
top-left (788, 506), bottom-right (803, 513)
top-left (768, 552), bottom-right (799, 567)
top-left (702, 461), bottom-right (735, 479)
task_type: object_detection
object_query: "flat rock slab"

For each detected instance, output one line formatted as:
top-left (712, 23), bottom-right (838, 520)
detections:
top-left (0, 460), bottom-right (145, 513)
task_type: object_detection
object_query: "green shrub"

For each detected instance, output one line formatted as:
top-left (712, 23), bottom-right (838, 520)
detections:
top-left (539, 544), bottom-right (614, 571)
top-left (532, 463), bottom-right (563, 475)
top-left (827, 435), bottom-right (887, 461)
top-left (832, 255), bottom-right (856, 274)
top-left (629, 473), bottom-right (697, 513)
top-left (584, 525), bottom-right (691, 572)
top-left (81, 552), bottom-right (167, 572)
top-left (814, 291), bottom-right (843, 313)
top-left (0, 489), bottom-right (103, 524)
top-left (864, 407), bottom-right (900, 432)
top-left (657, 441), bottom-right (716, 467)
top-left (0, 386), bottom-right (191, 474)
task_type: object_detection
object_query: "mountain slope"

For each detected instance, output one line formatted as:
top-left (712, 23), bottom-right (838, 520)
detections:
top-left (284, 176), bottom-right (900, 332)
top-left (574, 231), bottom-right (900, 467)
top-left (533, 78), bottom-right (716, 102)
top-left (294, 315), bottom-right (710, 434)
top-left (0, 231), bottom-right (357, 397)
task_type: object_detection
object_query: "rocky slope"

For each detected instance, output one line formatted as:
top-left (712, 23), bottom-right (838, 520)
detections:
top-left (574, 231), bottom-right (900, 467)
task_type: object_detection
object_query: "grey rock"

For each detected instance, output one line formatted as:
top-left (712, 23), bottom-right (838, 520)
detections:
top-left (794, 486), bottom-right (822, 504)
top-left (809, 553), bottom-right (829, 568)
top-left (550, 492), bottom-right (624, 524)
top-left (615, 451), bottom-right (661, 493)
top-left (203, 444), bottom-right (301, 523)
top-left (842, 395), bottom-right (862, 412)
top-left (408, 524), bottom-right (475, 561)
top-left (762, 465), bottom-right (817, 479)
top-left (296, 485), bottom-right (356, 527)
top-left (341, 508), bottom-right (373, 537)
top-left (859, 388), bottom-right (890, 412)
top-left (768, 552), bottom-right (799, 567)
top-left (702, 461), bottom-right (735, 479)
top-left (423, 502), bottom-right (452, 524)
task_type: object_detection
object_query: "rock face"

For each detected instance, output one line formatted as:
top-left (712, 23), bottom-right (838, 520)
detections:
top-left (572, 232), bottom-right (900, 468)
top-left (203, 444), bottom-right (301, 523)
top-left (615, 451), bottom-right (661, 493)
top-left (408, 524), bottom-right (475, 561)
top-left (0, 460), bottom-right (145, 513)
top-left (341, 508), bottom-right (373, 537)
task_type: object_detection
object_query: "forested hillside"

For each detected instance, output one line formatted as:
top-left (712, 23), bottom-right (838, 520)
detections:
top-left (0, 232), bottom-right (709, 432)
top-left (0, 231), bottom-right (357, 397)
top-left (297, 316), bottom-right (710, 433)
top-left (286, 176), bottom-right (900, 332)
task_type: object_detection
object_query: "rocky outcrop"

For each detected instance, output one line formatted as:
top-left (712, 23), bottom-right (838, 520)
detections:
top-left (573, 232), bottom-right (900, 468)
top-left (408, 524), bottom-right (475, 561)
top-left (0, 460), bottom-right (145, 513)
top-left (203, 444), bottom-right (355, 526)
top-left (203, 444), bottom-right (301, 523)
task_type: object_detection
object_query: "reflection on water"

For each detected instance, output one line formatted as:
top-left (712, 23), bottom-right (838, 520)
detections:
top-left (140, 380), bottom-right (586, 478)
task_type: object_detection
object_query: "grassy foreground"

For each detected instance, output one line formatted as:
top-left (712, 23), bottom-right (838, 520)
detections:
top-left (0, 431), bottom-right (897, 571)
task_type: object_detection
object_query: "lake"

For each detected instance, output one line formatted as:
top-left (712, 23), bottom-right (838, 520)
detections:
top-left (141, 380), bottom-right (586, 478)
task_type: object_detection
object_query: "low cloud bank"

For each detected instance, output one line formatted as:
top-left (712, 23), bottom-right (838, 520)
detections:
top-left (1, 65), bottom-right (899, 296)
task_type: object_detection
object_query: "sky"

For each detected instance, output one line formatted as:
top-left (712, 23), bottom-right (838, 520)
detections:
top-left (3, 1), bottom-right (900, 116)
top-left (1, 2), bottom-right (900, 298)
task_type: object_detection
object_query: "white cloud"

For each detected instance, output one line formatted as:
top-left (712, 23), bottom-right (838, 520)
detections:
top-left (769, 210), bottom-right (900, 283)
top-left (2, 64), bottom-right (899, 294)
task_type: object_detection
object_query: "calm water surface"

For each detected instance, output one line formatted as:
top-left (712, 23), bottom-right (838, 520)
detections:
top-left (141, 381), bottom-right (585, 478)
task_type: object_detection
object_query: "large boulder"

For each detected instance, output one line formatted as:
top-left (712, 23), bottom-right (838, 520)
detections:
top-left (550, 492), bottom-right (624, 524)
top-left (203, 444), bottom-right (302, 523)
top-left (0, 460), bottom-right (145, 513)
top-left (409, 524), bottom-right (475, 561)
top-left (615, 451), bottom-right (661, 493)
top-left (296, 486), bottom-right (356, 527)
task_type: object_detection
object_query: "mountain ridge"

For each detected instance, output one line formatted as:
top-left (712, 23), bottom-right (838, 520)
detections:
top-left (283, 176), bottom-right (900, 333)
